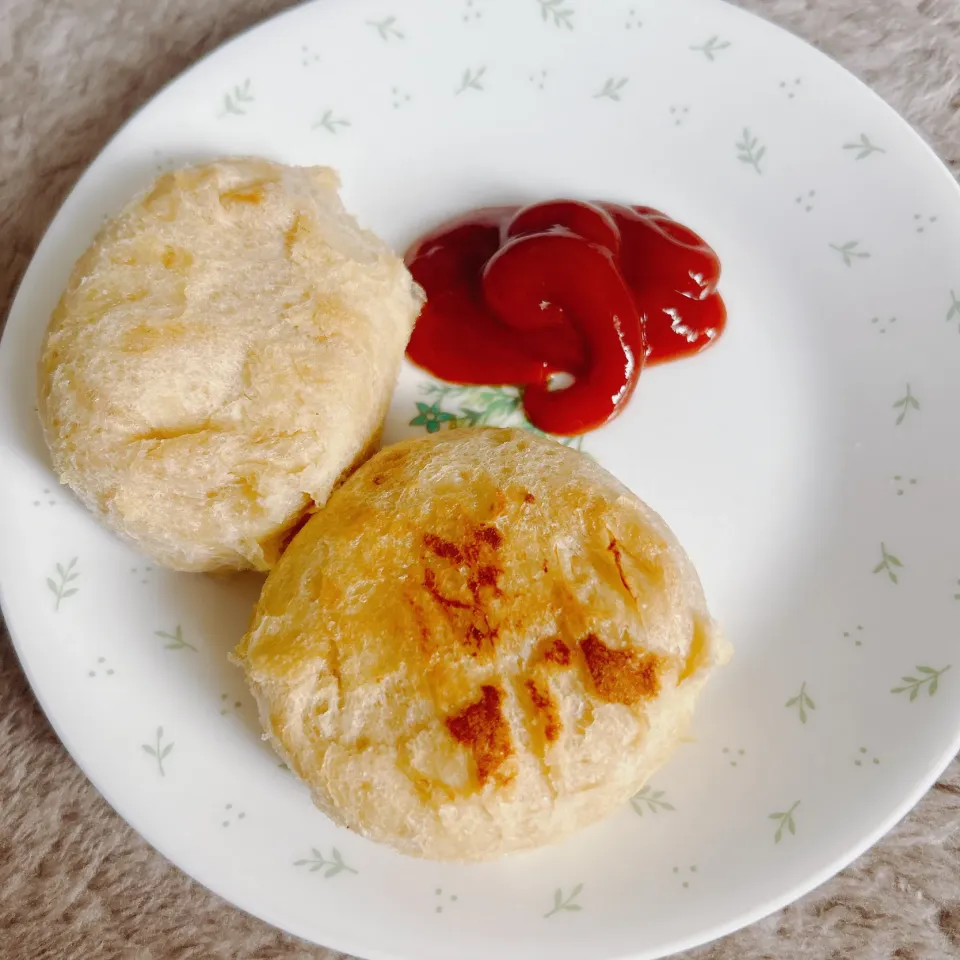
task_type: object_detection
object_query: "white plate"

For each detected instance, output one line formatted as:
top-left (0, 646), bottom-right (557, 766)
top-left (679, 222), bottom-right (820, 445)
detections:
top-left (2, 0), bottom-right (960, 957)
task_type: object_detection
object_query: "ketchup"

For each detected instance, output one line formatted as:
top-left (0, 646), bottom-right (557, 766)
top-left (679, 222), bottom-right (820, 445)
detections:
top-left (405, 200), bottom-right (726, 436)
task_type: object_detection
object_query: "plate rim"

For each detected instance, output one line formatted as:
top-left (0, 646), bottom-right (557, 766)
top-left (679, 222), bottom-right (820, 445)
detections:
top-left (2, 0), bottom-right (960, 957)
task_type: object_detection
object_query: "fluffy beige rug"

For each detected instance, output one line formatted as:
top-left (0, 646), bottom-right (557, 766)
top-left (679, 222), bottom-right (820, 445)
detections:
top-left (1, 1), bottom-right (958, 957)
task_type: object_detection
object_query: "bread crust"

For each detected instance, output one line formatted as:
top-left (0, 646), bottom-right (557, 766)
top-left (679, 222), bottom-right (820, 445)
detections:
top-left (234, 428), bottom-right (729, 860)
top-left (38, 158), bottom-right (422, 571)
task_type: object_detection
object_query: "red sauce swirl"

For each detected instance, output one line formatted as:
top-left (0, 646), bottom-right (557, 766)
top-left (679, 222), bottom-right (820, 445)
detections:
top-left (405, 200), bottom-right (726, 436)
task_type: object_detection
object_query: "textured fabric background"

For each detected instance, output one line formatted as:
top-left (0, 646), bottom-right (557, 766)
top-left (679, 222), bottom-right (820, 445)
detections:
top-left (1, 1), bottom-right (959, 957)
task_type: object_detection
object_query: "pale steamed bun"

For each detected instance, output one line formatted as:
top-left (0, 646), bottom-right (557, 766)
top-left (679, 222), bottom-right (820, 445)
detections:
top-left (234, 428), bottom-right (729, 860)
top-left (38, 158), bottom-right (422, 571)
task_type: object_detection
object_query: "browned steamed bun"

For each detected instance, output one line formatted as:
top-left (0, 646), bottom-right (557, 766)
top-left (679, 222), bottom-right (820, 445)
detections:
top-left (234, 427), bottom-right (729, 861)
top-left (38, 158), bottom-right (422, 572)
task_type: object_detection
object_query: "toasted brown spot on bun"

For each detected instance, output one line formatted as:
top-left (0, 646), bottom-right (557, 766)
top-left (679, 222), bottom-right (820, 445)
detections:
top-left (219, 179), bottom-right (274, 206)
top-left (542, 637), bottom-right (572, 667)
top-left (160, 246), bottom-right (192, 271)
top-left (422, 567), bottom-right (472, 610)
top-left (525, 677), bottom-right (562, 742)
top-left (283, 212), bottom-right (305, 254)
top-left (475, 524), bottom-right (504, 550)
top-left (423, 533), bottom-right (465, 564)
top-left (607, 537), bottom-right (635, 600)
top-left (579, 633), bottom-right (664, 705)
top-left (444, 685), bottom-right (513, 784)
top-left (475, 565), bottom-right (501, 591)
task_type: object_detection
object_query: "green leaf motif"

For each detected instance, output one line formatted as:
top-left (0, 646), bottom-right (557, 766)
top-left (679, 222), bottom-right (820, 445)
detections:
top-left (410, 400), bottom-right (456, 433)
top-left (313, 110), bottom-right (351, 134)
top-left (873, 541), bottom-right (903, 583)
top-left (536, 0), bottom-right (574, 29)
top-left (366, 16), bottom-right (404, 40)
top-left (843, 133), bottom-right (885, 160)
top-left (785, 681), bottom-right (816, 724)
top-left (47, 557), bottom-right (79, 611)
top-left (891, 664), bottom-right (950, 700)
top-left (594, 77), bottom-right (628, 101)
top-left (410, 384), bottom-right (584, 450)
top-left (690, 35), bottom-right (730, 61)
top-left (892, 384), bottom-right (919, 425)
top-left (220, 79), bottom-right (254, 117)
top-left (946, 290), bottom-right (960, 328)
top-left (735, 128), bottom-right (765, 174)
top-left (294, 846), bottom-right (358, 878)
top-left (142, 726), bottom-right (174, 776)
top-left (829, 240), bottom-right (870, 266)
top-left (631, 786), bottom-right (676, 816)
top-left (544, 883), bottom-right (584, 918)
top-left (455, 66), bottom-right (487, 95)
top-left (156, 625), bottom-right (198, 652)
top-left (768, 800), bottom-right (800, 843)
